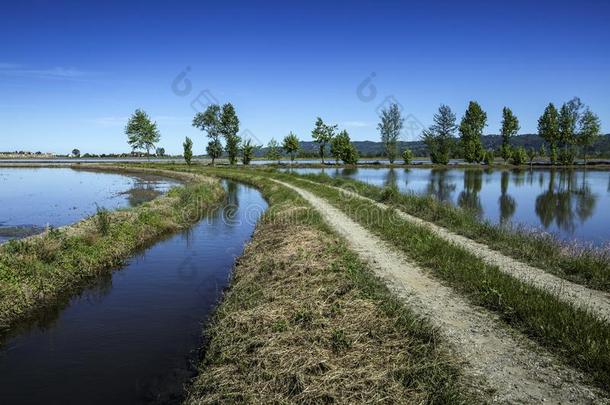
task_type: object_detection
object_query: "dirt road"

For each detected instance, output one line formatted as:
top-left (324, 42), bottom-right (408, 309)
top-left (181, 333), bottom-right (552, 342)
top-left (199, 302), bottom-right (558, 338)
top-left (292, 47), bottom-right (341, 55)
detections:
top-left (273, 179), bottom-right (606, 404)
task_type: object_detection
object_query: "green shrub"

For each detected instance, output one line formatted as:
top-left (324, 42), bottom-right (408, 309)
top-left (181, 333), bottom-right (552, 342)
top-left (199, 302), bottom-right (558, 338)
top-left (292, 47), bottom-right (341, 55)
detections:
top-left (94, 206), bottom-right (111, 236)
top-left (402, 149), bottom-right (413, 164)
top-left (483, 150), bottom-right (494, 165)
top-left (558, 147), bottom-right (575, 165)
top-left (510, 146), bottom-right (528, 165)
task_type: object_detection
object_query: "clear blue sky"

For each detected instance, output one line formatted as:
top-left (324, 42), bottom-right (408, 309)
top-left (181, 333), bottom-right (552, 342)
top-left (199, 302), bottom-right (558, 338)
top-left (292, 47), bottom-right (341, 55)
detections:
top-left (1, 0), bottom-right (609, 154)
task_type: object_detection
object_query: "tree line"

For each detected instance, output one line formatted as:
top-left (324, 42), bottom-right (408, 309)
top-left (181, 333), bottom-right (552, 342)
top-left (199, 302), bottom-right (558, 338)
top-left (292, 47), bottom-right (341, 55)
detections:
top-left (122, 97), bottom-right (601, 166)
top-left (419, 98), bottom-right (601, 165)
top-left (123, 103), bottom-right (364, 165)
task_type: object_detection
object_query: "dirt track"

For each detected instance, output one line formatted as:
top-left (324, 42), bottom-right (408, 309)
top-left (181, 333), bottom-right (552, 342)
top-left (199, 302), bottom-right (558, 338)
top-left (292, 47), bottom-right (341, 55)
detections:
top-left (273, 179), bottom-right (606, 404)
top-left (304, 178), bottom-right (610, 322)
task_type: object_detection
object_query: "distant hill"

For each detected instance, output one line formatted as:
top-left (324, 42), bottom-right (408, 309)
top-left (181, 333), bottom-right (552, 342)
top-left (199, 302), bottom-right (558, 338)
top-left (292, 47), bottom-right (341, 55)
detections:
top-left (259, 134), bottom-right (610, 158)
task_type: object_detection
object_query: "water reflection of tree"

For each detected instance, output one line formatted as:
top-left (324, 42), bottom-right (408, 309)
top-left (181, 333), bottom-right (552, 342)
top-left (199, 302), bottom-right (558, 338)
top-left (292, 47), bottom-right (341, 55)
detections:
top-left (222, 181), bottom-right (240, 225)
top-left (526, 169), bottom-right (534, 186)
top-left (511, 169), bottom-right (526, 186)
top-left (498, 171), bottom-right (516, 225)
top-left (426, 169), bottom-right (456, 202)
top-left (341, 167), bottom-right (358, 177)
top-left (125, 179), bottom-right (162, 206)
top-left (457, 169), bottom-right (483, 218)
top-left (535, 170), bottom-right (597, 234)
top-left (384, 168), bottom-right (398, 189)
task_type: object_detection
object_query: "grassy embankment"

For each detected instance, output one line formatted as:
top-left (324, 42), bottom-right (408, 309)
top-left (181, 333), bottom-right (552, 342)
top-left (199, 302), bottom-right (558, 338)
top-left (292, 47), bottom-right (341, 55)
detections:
top-left (271, 171), bottom-right (610, 391)
top-left (139, 166), bottom-right (479, 404)
top-left (0, 167), bottom-right (225, 336)
top-left (296, 172), bottom-right (610, 292)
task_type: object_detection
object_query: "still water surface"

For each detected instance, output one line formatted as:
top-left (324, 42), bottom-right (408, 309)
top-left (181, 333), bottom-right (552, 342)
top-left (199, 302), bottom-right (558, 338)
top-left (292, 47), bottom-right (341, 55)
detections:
top-left (0, 180), bottom-right (267, 403)
top-left (285, 167), bottom-right (610, 246)
top-left (0, 168), bottom-right (179, 242)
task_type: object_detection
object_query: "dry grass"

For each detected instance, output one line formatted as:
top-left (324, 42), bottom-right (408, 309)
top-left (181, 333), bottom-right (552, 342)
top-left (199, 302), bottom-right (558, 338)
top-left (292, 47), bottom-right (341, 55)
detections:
top-left (187, 202), bottom-right (473, 404)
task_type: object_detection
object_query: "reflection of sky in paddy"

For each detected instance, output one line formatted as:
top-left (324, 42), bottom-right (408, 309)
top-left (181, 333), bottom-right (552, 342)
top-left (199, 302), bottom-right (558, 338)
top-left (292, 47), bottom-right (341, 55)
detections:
top-left (0, 168), bottom-right (179, 243)
top-left (284, 167), bottom-right (610, 246)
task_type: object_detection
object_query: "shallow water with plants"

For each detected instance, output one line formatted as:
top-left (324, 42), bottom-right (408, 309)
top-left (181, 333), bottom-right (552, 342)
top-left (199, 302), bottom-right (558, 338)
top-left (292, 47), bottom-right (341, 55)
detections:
top-left (284, 166), bottom-right (610, 246)
top-left (0, 167), bottom-right (180, 243)
top-left (0, 180), bottom-right (267, 403)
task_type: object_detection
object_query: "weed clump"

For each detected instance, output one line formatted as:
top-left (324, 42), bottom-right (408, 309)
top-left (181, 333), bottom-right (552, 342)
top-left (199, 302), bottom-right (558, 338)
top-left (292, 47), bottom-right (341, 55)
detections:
top-left (94, 206), bottom-right (111, 236)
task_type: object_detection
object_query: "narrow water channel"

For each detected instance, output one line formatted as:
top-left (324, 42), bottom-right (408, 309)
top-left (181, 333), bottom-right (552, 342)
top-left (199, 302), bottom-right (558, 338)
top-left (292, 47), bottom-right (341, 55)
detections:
top-left (0, 180), bottom-right (267, 404)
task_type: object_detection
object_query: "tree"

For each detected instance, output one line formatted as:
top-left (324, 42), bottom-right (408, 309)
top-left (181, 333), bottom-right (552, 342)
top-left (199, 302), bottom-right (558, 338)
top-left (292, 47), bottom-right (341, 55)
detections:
top-left (527, 147), bottom-right (537, 167)
top-left (577, 108), bottom-right (601, 164)
top-left (538, 103), bottom-right (560, 164)
top-left (125, 109), bottom-right (161, 157)
top-left (377, 103), bottom-right (404, 163)
top-left (183, 137), bottom-right (193, 165)
top-left (421, 104), bottom-right (457, 165)
top-left (500, 107), bottom-right (519, 163)
top-left (330, 133), bottom-right (344, 163)
top-left (342, 143), bottom-right (359, 165)
top-left (459, 101), bottom-right (487, 163)
top-left (156, 147), bottom-right (165, 157)
top-left (483, 150), bottom-right (494, 165)
top-left (206, 139), bottom-right (223, 164)
top-left (241, 138), bottom-right (257, 165)
top-left (71, 149), bottom-right (80, 158)
top-left (282, 132), bottom-right (300, 162)
top-left (266, 138), bottom-right (281, 163)
top-left (220, 103), bottom-right (241, 165)
top-left (330, 130), bottom-right (359, 164)
top-left (511, 146), bottom-right (528, 166)
top-left (557, 97), bottom-right (583, 165)
top-left (402, 149), bottom-right (413, 164)
top-left (311, 117), bottom-right (337, 163)
top-left (193, 104), bottom-right (222, 164)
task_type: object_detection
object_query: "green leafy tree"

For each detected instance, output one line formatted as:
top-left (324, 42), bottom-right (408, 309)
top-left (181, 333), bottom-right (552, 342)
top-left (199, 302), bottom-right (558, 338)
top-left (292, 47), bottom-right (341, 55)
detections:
top-left (156, 147), bottom-right (165, 157)
top-left (71, 149), bottom-right (80, 158)
top-left (483, 150), bottom-right (494, 165)
top-left (330, 133), bottom-right (344, 163)
top-left (241, 138), bottom-right (257, 165)
top-left (125, 109), bottom-right (161, 157)
top-left (377, 103), bottom-right (404, 163)
top-left (402, 148), bottom-right (413, 164)
top-left (330, 130), bottom-right (359, 164)
top-left (500, 107), bottom-right (519, 163)
top-left (342, 143), bottom-right (359, 165)
top-left (527, 147), bottom-right (537, 167)
top-left (282, 132), bottom-right (300, 162)
top-left (539, 144), bottom-right (547, 159)
top-left (511, 146), bottom-right (528, 166)
top-left (206, 139), bottom-right (223, 164)
top-left (577, 108), bottom-right (601, 164)
top-left (266, 138), bottom-right (281, 163)
top-left (422, 104), bottom-right (457, 165)
top-left (557, 97), bottom-right (583, 165)
top-left (220, 103), bottom-right (241, 165)
top-left (538, 103), bottom-right (560, 164)
top-left (193, 104), bottom-right (222, 164)
top-left (459, 101), bottom-right (487, 163)
top-left (183, 137), bottom-right (193, 165)
top-left (311, 117), bottom-right (337, 163)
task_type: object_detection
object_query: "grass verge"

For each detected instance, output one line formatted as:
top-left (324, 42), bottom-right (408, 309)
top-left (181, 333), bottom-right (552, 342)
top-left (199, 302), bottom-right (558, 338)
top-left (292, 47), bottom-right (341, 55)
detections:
top-left (160, 167), bottom-right (480, 404)
top-left (296, 172), bottom-right (610, 292)
top-left (0, 167), bottom-right (224, 336)
top-left (274, 172), bottom-right (610, 391)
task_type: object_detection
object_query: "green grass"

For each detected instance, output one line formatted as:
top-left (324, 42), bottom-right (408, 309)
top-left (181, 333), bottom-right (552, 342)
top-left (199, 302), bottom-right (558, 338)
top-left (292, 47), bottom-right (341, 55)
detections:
top-left (272, 172), bottom-right (610, 391)
top-left (295, 172), bottom-right (610, 292)
top-left (139, 165), bottom-right (480, 403)
top-left (0, 169), bottom-right (224, 335)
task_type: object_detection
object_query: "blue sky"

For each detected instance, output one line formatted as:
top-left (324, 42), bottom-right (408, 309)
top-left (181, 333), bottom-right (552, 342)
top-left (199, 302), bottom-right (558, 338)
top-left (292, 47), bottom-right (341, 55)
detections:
top-left (1, 0), bottom-right (609, 154)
